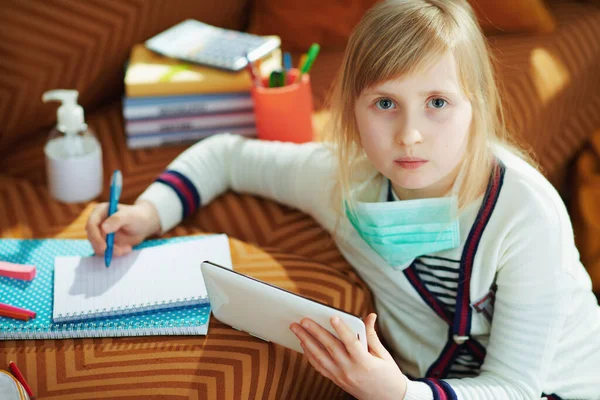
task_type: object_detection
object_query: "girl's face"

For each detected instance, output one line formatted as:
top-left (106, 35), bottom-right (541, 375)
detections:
top-left (354, 51), bottom-right (473, 200)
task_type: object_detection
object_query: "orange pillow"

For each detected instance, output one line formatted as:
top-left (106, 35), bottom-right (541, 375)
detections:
top-left (248, 0), bottom-right (381, 51)
top-left (248, 0), bottom-right (556, 53)
top-left (468, 0), bottom-right (557, 34)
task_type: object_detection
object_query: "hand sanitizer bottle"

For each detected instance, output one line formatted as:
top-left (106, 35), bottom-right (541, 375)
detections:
top-left (43, 89), bottom-right (103, 203)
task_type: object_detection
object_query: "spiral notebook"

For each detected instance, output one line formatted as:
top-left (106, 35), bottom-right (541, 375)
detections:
top-left (0, 236), bottom-right (226, 340)
top-left (52, 234), bottom-right (232, 323)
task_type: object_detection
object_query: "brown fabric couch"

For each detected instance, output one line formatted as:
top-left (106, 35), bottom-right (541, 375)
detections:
top-left (1, 0), bottom-right (599, 398)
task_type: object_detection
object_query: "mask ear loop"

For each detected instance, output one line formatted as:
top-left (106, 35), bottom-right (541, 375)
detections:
top-left (451, 165), bottom-right (467, 247)
top-left (435, 163), bottom-right (465, 244)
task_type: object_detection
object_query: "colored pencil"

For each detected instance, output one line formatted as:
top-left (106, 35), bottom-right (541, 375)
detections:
top-left (9, 361), bottom-right (35, 398)
top-left (0, 302), bottom-right (36, 318)
top-left (0, 309), bottom-right (31, 321)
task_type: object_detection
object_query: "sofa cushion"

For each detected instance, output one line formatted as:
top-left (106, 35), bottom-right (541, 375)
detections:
top-left (487, 0), bottom-right (600, 179)
top-left (571, 129), bottom-right (600, 291)
top-left (470, 0), bottom-right (556, 34)
top-left (0, 0), bottom-right (251, 153)
top-left (248, 0), bottom-right (379, 51)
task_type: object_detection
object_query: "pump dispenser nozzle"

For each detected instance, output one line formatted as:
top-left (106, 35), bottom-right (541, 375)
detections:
top-left (43, 89), bottom-right (87, 156)
top-left (42, 89), bottom-right (87, 132)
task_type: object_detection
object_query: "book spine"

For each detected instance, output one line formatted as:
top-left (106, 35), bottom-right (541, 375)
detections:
top-left (126, 83), bottom-right (253, 98)
top-left (125, 112), bottom-right (256, 136)
top-left (126, 126), bottom-right (257, 149)
top-left (124, 97), bottom-right (253, 120)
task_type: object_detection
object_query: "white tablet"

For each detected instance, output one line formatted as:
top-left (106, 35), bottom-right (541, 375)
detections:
top-left (201, 261), bottom-right (367, 354)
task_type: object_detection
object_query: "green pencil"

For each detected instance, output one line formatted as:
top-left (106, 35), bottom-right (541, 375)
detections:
top-left (299, 43), bottom-right (320, 77)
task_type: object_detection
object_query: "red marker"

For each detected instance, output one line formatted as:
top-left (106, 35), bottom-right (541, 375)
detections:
top-left (8, 361), bottom-right (35, 398)
top-left (0, 302), bottom-right (36, 320)
top-left (0, 309), bottom-right (31, 321)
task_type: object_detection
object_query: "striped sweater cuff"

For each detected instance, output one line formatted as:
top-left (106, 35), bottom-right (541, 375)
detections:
top-left (155, 170), bottom-right (201, 219)
top-left (404, 378), bottom-right (457, 400)
top-left (137, 170), bottom-right (202, 233)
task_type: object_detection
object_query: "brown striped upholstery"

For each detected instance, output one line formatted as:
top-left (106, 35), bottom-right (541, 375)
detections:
top-left (490, 0), bottom-right (600, 181)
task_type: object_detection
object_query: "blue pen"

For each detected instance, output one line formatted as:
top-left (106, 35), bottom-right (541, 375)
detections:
top-left (283, 52), bottom-right (292, 72)
top-left (105, 169), bottom-right (123, 268)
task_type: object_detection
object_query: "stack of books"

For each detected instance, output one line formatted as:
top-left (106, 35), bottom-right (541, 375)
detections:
top-left (123, 44), bottom-right (278, 149)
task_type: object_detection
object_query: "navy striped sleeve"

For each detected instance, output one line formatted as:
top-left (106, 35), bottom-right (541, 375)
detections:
top-left (416, 378), bottom-right (458, 400)
top-left (155, 170), bottom-right (201, 220)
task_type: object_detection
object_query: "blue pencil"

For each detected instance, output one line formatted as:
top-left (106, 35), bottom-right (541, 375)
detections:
top-left (283, 52), bottom-right (292, 72)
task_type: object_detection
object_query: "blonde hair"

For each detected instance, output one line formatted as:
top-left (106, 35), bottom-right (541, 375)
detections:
top-left (326, 0), bottom-right (536, 212)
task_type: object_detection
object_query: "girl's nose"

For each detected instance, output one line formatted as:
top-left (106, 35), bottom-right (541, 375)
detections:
top-left (395, 118), bottom-right (423, 146)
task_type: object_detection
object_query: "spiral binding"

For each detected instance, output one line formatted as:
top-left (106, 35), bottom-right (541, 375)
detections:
top-left (54, 296), bottom-right (207, 323)
top-left (0, 311), bottom-right (210, 340)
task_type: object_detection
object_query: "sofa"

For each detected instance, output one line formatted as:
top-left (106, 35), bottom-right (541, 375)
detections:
top-left (1, 0), bottom-right (599, 398)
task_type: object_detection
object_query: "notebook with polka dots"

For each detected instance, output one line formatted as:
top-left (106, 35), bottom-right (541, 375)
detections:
top-left (0, 236), bottom-right (222, 339)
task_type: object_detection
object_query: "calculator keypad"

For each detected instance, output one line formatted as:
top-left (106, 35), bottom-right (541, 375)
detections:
top-left (146, 20), bottom-right (280, 71)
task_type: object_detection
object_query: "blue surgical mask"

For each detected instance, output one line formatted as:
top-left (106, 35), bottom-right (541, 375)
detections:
top-left (345, 177), bottom-right (461, 269)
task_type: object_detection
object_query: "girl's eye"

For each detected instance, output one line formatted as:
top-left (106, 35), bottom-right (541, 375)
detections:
top-left (375, 98), bottom-right (396, 110)
top-left (427, 98), bottom-right (447, 109)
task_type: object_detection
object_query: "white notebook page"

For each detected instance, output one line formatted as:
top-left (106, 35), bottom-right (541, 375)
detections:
top-left (53, 234), bottom-right (232, 323)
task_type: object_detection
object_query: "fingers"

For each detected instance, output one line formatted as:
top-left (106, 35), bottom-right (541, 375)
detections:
top-left (301, 341), bottom-right (337, 383)
top-left (87, 203), bottom-right (137, 257)
top-left (101, 210), bottom-right (130, 235)
top-left (112, 244), bottom-right (133, 257)
top-left (292, 319), bottom-right (352, 368)
top-left (291, 321), bottom-right (343, 377)
top-left (364, 313), bottom-right (393, 361)
top-left (330, 316), bottom-right (369, 361)
top-left (109, 232), bottom-right (134, 257)
top-left (86, 203), bottom-right (109, 255)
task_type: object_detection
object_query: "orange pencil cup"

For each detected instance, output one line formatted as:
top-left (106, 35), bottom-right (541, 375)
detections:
top-left (251, 68), bottom-right (314, 143)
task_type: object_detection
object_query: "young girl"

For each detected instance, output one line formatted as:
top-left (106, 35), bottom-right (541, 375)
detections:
top-left (86, 0), bottom-right (600, 398)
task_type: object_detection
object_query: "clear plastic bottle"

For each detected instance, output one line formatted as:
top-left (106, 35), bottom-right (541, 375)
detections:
top-left (43, 89), bottom-right (103, 203)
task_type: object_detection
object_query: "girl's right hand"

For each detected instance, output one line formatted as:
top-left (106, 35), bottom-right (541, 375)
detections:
top-left (85, 200), bottom-right (161, 257)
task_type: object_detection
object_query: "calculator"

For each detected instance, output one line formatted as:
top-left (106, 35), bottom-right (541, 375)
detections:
top-left (145, 19), bottom-right (281, 72)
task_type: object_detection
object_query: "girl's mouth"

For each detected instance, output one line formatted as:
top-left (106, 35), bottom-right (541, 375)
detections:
top-left (394, 157), bottom-right (428, 170)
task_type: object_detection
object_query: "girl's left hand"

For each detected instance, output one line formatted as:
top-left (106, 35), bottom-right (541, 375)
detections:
top-left (290, 313), bottom-right (407, 400)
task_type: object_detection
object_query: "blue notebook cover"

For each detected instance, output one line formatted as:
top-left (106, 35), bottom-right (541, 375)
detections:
top-left (0, 236), bottom-right (212, 340)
